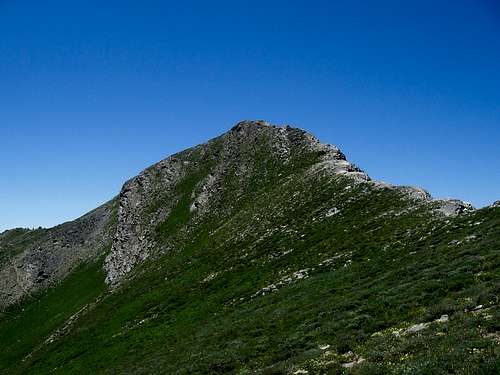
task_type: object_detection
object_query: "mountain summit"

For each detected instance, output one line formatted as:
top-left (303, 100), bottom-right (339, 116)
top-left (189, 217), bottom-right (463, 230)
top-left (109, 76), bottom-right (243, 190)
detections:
top-left (0, 121), bottom-right (498, 374)
top-left (104, 120), bottom-right (372, 286)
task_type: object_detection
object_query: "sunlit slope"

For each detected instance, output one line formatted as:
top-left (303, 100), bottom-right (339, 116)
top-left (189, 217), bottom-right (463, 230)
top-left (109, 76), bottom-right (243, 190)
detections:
top-left (0, 122), bottom-right (498, 374)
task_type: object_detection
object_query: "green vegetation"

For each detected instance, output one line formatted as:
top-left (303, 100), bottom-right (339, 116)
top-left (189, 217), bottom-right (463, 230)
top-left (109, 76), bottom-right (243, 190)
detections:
top-left (0, 130), bottom-right (498, 374)
top-left (155, 164), bottom-right (213, 240)
top-left (0, 257), bottom-right (106, 370)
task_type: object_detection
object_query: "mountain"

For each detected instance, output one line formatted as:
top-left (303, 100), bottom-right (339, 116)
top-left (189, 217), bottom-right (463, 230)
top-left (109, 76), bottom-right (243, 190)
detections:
top-left (0, 121), bottom-right (498, 374)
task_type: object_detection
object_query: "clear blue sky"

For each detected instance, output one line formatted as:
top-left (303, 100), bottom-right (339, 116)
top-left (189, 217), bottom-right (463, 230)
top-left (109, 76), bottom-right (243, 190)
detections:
top-left (1, 0), bottom-right (499, 231)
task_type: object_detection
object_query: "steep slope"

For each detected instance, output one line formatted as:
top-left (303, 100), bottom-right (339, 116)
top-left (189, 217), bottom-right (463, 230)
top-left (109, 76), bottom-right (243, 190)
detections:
top-left (0, 121), bottom-right (498, 374)
top-left (0, 199), bottom-right (118, 309)
top-left (104, 121), bottom-right (371, 286)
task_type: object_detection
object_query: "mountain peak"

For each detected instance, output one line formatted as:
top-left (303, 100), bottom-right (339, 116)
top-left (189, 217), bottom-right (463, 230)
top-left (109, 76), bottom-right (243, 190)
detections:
top-left (0, 121), bottom-right (476, 299)
top-left (1, 121), bottom-right (497, 374)
top-left (231, 119), bottom-right (271, 130)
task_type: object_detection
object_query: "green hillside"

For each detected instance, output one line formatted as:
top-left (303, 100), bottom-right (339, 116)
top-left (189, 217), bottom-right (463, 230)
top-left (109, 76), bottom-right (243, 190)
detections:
top-left (1, 122), bottom-right (498, 374)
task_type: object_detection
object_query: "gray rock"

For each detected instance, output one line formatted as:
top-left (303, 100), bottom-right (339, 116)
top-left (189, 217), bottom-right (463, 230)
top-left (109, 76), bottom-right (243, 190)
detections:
top-left (0, 200), bottom-right (117, 310)
top-left (325, 207), bottom-right (340, 217)
top-left (436, 199), bottom-right (475, 217)
top-left (103, 121), bottom-right (376, 286)
top-left (104, 157), bottom-right (185, 285)
top-left (435, 314), bottom-right (449, 323)
top-left (342, 357), bottom-right (365, 368)
top-left (3, 120), bottom-right (485, 302)
top-left (405, 322), bottom-right (429, 333)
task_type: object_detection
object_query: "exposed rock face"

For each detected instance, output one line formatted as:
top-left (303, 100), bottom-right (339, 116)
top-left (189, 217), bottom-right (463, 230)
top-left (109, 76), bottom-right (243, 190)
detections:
top-left (436, 199), bottom-right (475, 217)
top-left (1, 120), bottom-right (480, 302)
top-left (371, 182), bottom-right (476, 218)
top-left (1, 120), bottom-right (496, 373)
top-left (0, 199), bottom-right (117, 309)
top-left (104, 157), bottom-right (186, 285)
top-left (372, 181), bottom-right (432, 203)
top-left (303, 132), bottom-right (369, 181)
top-left (103, 121), bottom-right (374, 285)
top-left (102, 120), bottom-right (477, 286)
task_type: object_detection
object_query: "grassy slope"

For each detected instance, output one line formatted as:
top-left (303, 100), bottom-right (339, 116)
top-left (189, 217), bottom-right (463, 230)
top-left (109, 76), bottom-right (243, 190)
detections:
top-left (0, 258), bottom-right (107, 371)
top-left (0, 142), bottom-right (498, 374)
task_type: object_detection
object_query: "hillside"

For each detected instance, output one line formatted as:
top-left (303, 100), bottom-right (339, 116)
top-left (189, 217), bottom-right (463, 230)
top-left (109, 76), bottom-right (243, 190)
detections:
top-left (0, 121), bottom-right (498, 374)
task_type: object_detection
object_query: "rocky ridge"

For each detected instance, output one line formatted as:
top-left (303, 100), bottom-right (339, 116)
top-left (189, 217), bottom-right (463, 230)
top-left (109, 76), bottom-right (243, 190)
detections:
top-left (103, 120), bottom-right (475, 286)
top-left (1, 121), bottom-right (498, 374)
top-left (1, 121), bottom-right (480, 310)
top-left (104, 120), bottom-right (374, 285)
top-left (0, 199), bottom-right (117, 309)
top-left (1, 121), bottom-right (477, 307)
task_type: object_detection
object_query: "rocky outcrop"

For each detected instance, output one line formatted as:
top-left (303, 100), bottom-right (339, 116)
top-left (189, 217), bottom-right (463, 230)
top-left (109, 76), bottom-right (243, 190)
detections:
top-left (104, 157), bottom-right (186, 285)
top-left (302, 130), bottom-right (370, 182)
top-left (1, 120), bottom-right (496, 374)
top-left (103, 121), bottom-right (377, 286)
top-left (2, 120), bottom-right (480, 298)
top-left (372, 181), bottom-right (474, 217)
top-left (101, 120), bottom-right (479, 287)
top-left (436, 199), bottom-right (475, 217)
top-left (0, 199), bottom-right (117, 309)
